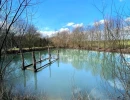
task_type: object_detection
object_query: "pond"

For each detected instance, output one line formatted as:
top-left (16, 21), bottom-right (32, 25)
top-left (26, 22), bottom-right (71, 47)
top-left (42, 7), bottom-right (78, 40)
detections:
top-left (5, 49), bottom-right (130, 100)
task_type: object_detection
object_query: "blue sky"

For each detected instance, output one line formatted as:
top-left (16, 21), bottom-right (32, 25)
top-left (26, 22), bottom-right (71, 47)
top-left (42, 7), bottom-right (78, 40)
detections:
top-left (32, 0), bottom-right (130, 36)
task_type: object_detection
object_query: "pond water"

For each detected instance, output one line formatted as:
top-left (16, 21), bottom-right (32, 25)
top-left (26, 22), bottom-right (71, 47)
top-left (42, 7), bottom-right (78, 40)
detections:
top-left (6, 49), bottom-right (130, 100)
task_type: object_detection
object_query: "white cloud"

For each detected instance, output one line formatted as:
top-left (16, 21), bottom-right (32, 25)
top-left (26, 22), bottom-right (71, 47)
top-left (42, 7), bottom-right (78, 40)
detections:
top-left (39, 22), bottom-right (84, 37)
top-left (39, 28), bottom-right (70, 37)
top-left (66, 22), bottom-right (84, 28)
top-left (93, 19), bottom-right (108, 26)
top-left (59, 28), bottom-right (69, 32)
top-left (99, 20), bottom-right (105, 24)
top-left (66, 22), bottom-right (75, 26)
top-left (72, 23), bottom-right (83, 28)
top-left (39, 30), bottom-right (57, 37)
top-left (125, 17), bottom-right (130, 22)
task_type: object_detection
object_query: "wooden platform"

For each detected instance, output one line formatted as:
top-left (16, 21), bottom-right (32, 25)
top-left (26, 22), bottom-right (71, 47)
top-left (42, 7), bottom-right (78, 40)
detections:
top-left (21, 49), bottom-right (59, 72)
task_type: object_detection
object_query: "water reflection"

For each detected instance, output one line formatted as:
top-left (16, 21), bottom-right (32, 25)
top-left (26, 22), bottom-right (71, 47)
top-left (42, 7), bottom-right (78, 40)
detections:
top-left (22, 70), bottom-right (38, 91)
top-left (23, 71), bottom-right (26, 87)
top-left (59, 49), bottom-right (130, 99)
top-left (49, 65), bottom-right (51, 78)
top-left (60, 49), bottom-right (119, 80)
top-left (3, 49), bottom-right (130, 99)
top-left (34, 73), bottom-right (37, 90)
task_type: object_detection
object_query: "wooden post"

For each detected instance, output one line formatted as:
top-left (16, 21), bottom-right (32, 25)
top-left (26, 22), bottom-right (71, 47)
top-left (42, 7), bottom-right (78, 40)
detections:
top-left (39, 52), bottom-right (41, 62)
top-left (49, 54), bottom-right (51, 63)
top-left (32, 51), bottom-right (37, 72)
top-left (48, 47), bottom-right (51, 63)
top-left (0, 74), bottom-right (2, 81)
top-left (21, 51), bottom-right (25, 70)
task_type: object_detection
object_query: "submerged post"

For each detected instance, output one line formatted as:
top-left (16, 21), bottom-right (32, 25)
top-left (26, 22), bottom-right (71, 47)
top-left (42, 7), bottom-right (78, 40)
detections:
top-left (49, 54), bottom-right (51, 63)
top-left (32, 51), bottom-right (37, 72)
top-left (39, 52), bottom-right (42, 62)
top-left (48, 47), bottom-right (51, 63)
top-left (21, 50), bottom-right (25, 70)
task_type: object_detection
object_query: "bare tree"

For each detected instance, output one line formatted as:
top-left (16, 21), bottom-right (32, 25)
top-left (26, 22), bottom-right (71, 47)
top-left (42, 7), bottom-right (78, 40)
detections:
top-left (0, 0), bottom-right (37, 81)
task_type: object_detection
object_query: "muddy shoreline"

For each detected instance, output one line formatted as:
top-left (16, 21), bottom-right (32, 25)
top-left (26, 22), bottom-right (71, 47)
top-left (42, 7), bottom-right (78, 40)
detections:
top-left (6, 46), bottom-right (130, 54)
top-left (60, 47), bottom-right (130, 54)
top-left (6, 47), bottom-right (55, 54)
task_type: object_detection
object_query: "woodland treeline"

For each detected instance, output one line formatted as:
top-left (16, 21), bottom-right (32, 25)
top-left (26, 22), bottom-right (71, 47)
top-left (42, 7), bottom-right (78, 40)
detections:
top-left (51, 17), bottom-right (130, 50)
top-left (1, 16), bottom-right (130, 53)
top-left (0, 24), bottom-right (49, 51)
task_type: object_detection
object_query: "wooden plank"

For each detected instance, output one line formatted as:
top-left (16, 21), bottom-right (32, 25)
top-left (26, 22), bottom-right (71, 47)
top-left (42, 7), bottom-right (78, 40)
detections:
top-left (25, 63), bottom-right (33, 68)
top-left (26, 67), bottom-right (34, 71)
top-left (37, 58), bottom-right (58, 71)
top-left (23, 57), bottom-right (50, 69)
top-left (22, 53), bottom-right (58, 72)
top-left (36, 57), bottom-right (50, 63)
top-left (37, 63), bottom-right (50, 71)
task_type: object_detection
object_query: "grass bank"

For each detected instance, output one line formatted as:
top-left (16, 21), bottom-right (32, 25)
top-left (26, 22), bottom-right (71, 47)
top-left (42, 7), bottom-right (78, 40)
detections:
top-left (6, 46), bottom-right (55, 54)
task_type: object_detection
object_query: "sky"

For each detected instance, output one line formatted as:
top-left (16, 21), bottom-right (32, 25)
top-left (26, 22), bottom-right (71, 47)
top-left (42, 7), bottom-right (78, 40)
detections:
top-left (31, 0), bottom-right (130, 36)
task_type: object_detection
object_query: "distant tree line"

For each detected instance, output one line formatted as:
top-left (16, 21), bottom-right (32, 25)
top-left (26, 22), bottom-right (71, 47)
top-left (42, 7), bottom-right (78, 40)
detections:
top-left (50, 17), bottom-right (130, 50)
top-left (0, 24), bottom-right (49, 51)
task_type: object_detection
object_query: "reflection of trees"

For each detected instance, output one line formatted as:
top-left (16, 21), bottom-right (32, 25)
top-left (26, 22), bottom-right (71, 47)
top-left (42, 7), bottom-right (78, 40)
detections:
top-left (71, 50), bottom-right (84, 70)
top-left (100, 53), bottom-right (117, 80)
top-left (86, 51), bottom-right (101, 76)
top-left (98, 52), bottom-right (130, 99)
top-left (5, 49), bottom-right (130, 99)
top-left (115, 54), bottom-right (130, 99)
top-left (60, 49), bottom-right (130, 99)
top-left (60, 49), bottom-right (90, 70)
top-left (60, 49), bottom-right (102, 75)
